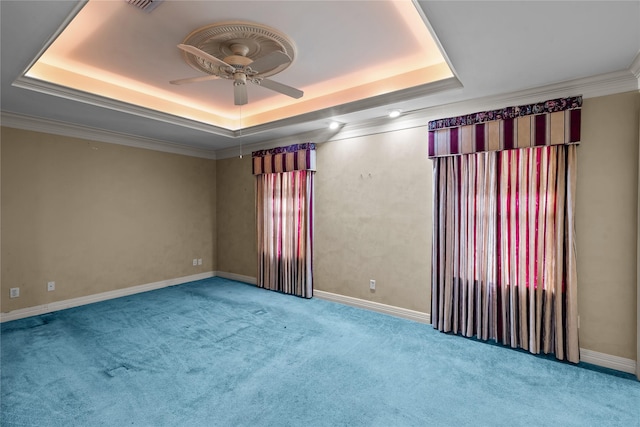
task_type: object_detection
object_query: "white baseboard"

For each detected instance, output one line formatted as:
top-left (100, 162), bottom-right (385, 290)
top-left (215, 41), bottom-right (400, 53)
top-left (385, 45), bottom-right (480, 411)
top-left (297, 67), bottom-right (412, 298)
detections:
top-left (3, 274), bottom-right (636, 376)
top-left (579, 348), bottom-right (637, 374)
top-left (0, 271), bottom-right (215, 323)
top-left (313, 290), bottom-right (637, 376)
top-left (313, 289), bottom-right (431, 324)
top-left (214, 271), bottom-right (257, 285)
top-left (211, 276), bottom-right (432, 325)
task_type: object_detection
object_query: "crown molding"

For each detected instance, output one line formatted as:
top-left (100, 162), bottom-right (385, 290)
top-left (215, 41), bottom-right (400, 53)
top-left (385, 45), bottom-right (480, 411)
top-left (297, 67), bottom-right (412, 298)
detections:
top-left (219, 67), bottom-right (639, 158)
top-left (4, 67), bottom-right (637, 161)
top-left (215, 78), bottom-right (463, 158)
top-left (215, 127), bottom-right (340, 160)
top-left (330, 68), bottom-right (640, 144)
top-left (420, 68), bottom-right (638, 124)
top-left (12, 76), bottom-right (235, 138)
top-left (12, 74), bottom-right (462, 143)
top-left (231, 76), bottom-right (463, 138)
top-left (411, 0), bottom-right (460, 84)
top-left (629, 50), bottom-right (640, 82)
top-left (16, 1), bottom-right (87, 79)
top-left (416, 69), bottom-right (638, 124)
top-left (0, 111), bottom-right (217, 159)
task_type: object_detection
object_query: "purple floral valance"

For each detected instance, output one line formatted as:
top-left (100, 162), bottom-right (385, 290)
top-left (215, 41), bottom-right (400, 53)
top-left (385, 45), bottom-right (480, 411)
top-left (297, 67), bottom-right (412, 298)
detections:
top-left (428, 96), bottom-right (582, 158)
top-left (252, 143), bottom-right (316, 175)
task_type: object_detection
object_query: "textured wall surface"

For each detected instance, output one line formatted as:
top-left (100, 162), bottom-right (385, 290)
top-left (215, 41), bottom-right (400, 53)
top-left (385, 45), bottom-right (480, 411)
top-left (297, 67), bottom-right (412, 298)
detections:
top-left (2, 91), bottom-right (638, 362)
top-left (576, 91), bottom-right (639, 360)
top-left (314, 126), bottom-right (432, 312)
top-left (216, 155), bottom-right (256, 278)
top-left (216, 93), bottom-right (640, 360)
top-left (1, 127), bottom-right (216, 312)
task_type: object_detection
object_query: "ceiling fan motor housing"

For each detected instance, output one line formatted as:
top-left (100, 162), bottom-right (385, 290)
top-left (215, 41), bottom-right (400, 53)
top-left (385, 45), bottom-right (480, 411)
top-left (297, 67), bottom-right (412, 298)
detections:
top-left (175, 21), bottom-right (303, 106)
top-left (181, 21), bottom-right (296, 79)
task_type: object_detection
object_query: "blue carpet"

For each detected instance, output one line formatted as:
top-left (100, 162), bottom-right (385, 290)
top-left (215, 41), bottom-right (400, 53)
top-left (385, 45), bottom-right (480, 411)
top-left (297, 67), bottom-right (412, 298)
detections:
top-left (1, 277), bottom-right (639, 426)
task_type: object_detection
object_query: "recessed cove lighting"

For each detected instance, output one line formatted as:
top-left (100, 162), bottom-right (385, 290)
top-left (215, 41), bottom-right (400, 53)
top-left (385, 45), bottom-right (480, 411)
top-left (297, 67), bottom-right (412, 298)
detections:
top-left (329, 121), bottom-right (340, 130)
top-left (388, 109), bottom-right (402, 118)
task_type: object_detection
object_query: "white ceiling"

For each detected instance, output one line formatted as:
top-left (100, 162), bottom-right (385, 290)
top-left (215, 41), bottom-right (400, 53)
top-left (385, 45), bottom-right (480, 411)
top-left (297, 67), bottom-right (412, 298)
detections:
top-left (1, 1), bottom-right (639, 158)
top-left (24, 1), bottom-right (453, 130)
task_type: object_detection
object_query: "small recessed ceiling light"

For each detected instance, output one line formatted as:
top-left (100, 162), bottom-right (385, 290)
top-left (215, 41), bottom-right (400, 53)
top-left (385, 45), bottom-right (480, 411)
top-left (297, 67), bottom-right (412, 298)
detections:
top-left (329, 121), bottom-right (340, 130)
top-left (388, 109), bottom-right (402, 118)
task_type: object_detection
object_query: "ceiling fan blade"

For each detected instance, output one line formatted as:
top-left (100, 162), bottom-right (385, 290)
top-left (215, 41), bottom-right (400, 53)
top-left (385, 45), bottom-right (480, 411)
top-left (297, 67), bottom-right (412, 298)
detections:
top-left (177, 44), bottom-right (233, 72)
top-left (257, 78), bottom-right (304, 99)
top-left (234, 84), bottom-right (248, 106)
top-left (169, 75), bottom-right (220, 85)
top-left (248, 51), bottom-right (291, 74)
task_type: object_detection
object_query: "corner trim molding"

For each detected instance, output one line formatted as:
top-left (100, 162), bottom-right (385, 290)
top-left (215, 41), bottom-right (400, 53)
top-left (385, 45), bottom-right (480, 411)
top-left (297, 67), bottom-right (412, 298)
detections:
top-left (313, 289), bottom-right (431, 324)
top-left (0, 111), bottom-right (217, 159)
top-left (579, 348), bottom-right (637, 374)
top-left (0, 271), bottom-right (215, 323)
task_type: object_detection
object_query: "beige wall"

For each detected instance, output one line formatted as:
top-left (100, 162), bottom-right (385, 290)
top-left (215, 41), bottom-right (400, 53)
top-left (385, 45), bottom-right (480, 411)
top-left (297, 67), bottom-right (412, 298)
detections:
top-left (216, 155), bottom-right (256, 278)
top-left (314, 127), bottom-right (432, 312)
top-left (2, 91), bottom-right (638, 361)
top-left (215, 92), bottom-right (639, 360)
top-left (1, 127), bottom-right (217, 312)
top-left (213, 127), bottom-right (433, 314)
top-left (576, 91), bottom-right (639, 360)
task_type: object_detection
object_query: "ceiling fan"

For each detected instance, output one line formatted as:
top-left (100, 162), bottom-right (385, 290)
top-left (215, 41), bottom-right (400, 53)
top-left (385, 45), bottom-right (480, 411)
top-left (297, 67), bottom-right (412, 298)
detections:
top-left (170, 43), bottom-right (304, 106)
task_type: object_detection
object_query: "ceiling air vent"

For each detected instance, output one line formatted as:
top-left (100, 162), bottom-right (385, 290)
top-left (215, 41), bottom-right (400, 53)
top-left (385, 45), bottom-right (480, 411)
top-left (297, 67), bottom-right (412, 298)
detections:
top-left (125, 0), bottom-right (163, 13)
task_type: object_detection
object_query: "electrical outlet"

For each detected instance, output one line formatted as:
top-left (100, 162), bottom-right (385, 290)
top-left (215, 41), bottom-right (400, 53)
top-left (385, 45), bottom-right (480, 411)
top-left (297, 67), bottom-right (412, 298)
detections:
top-left (47, 281), bottom-right (56, 291)
top-left (369, 279), bottom-right (376, 290)
top-left (197, 258), bottom-right (202, 266)
top-left (192, 259), bottom-right (197, 266)
top-left (10, 288), bottom-right (20, 298)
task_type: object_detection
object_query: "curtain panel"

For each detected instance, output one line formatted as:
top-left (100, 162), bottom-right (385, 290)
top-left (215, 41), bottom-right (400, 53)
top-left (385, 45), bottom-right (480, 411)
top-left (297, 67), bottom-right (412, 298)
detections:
top-left (253, 143), bottom-right (315, 298)
top-left (428, 97), bottom-right (580, 363)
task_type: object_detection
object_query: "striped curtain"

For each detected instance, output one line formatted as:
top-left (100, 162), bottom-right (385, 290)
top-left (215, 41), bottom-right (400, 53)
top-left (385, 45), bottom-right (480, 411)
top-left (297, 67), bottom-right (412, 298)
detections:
top-left (254, 144), bottom-right (315, 298)
top-left (431, 145), bottom-right (579, 362)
